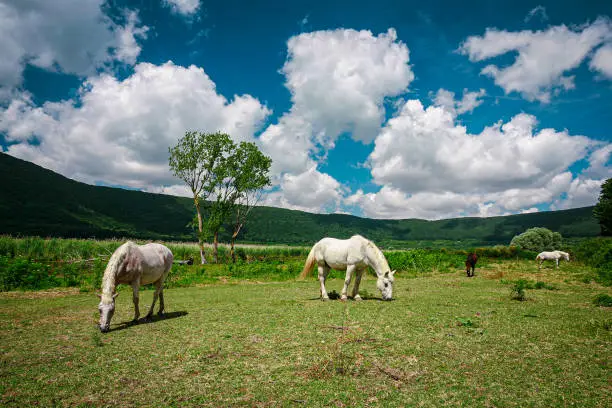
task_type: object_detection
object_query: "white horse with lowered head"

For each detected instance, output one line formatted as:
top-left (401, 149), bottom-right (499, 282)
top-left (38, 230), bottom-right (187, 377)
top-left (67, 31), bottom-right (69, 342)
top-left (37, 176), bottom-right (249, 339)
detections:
top-left (98, 241), bottom-right (173, 333)
top-left (299, 235), bottom-right (396, 301)
top-left (536, 250), bottom-right (570, 269)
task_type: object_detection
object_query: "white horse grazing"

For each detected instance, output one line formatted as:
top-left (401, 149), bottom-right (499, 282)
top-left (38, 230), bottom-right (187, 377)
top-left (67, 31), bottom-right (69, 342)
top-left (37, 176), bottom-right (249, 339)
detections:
top-left (98, 241), bottom-right (173, 333)
top-left (299, 235), bottom-right (396, 301)
top-left (536, 250), bottom-right (570, 269)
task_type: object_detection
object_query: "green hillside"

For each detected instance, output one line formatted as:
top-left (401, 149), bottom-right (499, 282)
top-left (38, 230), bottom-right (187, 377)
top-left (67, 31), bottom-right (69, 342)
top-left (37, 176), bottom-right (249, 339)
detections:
top-left (0, 152), bottom-right (600, 245)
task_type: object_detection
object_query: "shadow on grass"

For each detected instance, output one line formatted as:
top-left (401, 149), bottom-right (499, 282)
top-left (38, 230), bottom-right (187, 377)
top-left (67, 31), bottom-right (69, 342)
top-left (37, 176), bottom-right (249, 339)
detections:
top-left (108, 311), bottom-right (188, 333)
top-left (305, 296), bottom-right (394, 302)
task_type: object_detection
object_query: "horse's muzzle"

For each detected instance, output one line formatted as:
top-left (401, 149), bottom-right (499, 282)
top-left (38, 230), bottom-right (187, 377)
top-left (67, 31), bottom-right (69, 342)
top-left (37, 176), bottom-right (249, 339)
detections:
top-left (99, 324), bottom-right (110, 333)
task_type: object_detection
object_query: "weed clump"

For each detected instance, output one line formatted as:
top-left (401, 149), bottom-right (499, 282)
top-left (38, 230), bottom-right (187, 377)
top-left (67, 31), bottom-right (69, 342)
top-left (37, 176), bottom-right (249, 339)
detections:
top-left (593, 293), bottom-right (612, 307)
top-left (511, 279), bottom-right (529, 301)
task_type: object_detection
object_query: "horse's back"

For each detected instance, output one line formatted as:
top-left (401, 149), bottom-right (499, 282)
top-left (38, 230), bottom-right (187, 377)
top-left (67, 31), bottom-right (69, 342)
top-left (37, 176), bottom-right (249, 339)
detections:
top-left (139, 243), bottom-right (173, 271)
top-left (315, 235), bottom-right (371, 268)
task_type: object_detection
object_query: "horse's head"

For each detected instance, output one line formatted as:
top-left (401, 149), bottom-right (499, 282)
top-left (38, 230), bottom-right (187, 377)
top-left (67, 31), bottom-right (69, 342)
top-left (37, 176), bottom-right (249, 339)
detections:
top-left (377, 270), bottom-right (396, 301)
top-left (563, 252), bottom-right (570, 261)
top-left (97, 293), bottom-right (119, 333)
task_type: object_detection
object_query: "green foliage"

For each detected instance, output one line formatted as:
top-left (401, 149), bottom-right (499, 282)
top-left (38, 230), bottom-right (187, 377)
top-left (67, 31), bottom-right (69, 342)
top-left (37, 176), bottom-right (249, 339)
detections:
top-left (573, 237), bottom-right (612, 286)
top-left (0, 257), bottom-right (59, 291)
top-left (592, 293), bottom-right (612, 307)
top-left (593, 178), bottom-right (612, 236)
top-left (510, 227), bottom-right (563, 252)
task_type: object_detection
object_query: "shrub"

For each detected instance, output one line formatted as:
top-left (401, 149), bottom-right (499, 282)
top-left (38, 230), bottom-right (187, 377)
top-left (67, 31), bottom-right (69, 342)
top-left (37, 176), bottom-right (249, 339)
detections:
top-left (573, 238), bottom-right (612, 286)
top-left (510, 227), bottom-right (562, 253)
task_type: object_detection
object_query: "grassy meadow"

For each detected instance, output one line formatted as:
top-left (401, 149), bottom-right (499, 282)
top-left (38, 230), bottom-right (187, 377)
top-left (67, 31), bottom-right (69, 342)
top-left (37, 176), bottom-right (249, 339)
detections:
top-left (0, 237), bottom-right (611, 406)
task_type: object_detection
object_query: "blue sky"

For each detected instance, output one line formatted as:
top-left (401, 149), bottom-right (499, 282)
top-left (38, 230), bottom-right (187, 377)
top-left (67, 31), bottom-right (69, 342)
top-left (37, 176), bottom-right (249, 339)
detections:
top-left (1, 0), bottom-right (611, 219)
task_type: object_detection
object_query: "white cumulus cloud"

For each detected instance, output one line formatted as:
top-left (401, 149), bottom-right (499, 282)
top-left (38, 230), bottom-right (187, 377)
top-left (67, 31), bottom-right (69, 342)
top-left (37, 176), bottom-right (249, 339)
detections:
top-left (0, 62), bottom-right (271, 191)
top-left (163, 0), bottom-right (201, 16)
top-left (0, 0), bottom-right (148, 97)
top-left (260, 28), bottom-right (414, 176)
top-left (432, 88), bottom-right (486, 116)
top-left (257, 28), bottom-right (413, 212)
top-left (262, 166), bottom-right (344, 213)
top-left (458, 17), bottom-right (612, 102)
top-left (590, 43), bottom-right (612, 79)
top-left (344, 98), bottom-right (607, 219)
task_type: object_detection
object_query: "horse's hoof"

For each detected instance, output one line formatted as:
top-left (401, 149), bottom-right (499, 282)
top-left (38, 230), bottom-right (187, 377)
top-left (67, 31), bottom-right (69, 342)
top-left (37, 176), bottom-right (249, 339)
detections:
top-left (354, 295), bottom-right (363, 301)
top-left (144, 315), bottom-right (153, 322)
top-left (321, 297), bottom-right (329, 302)
top-left (158, 312), bottom-right (165, 318)
top-left (130, 319), bottom-right (139, 325)
top-left (340, 296), bottom-right (348, 302)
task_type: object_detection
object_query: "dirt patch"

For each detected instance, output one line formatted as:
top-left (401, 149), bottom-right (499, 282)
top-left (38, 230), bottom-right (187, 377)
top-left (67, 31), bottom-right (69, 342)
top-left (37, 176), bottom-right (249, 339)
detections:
top-left (0, 288), bottom-right (81, 299)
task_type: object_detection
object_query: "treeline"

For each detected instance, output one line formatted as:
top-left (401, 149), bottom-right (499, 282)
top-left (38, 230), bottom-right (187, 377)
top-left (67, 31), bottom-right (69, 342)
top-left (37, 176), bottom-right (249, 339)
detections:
top-left (0, 152), bottom-right (600, 245)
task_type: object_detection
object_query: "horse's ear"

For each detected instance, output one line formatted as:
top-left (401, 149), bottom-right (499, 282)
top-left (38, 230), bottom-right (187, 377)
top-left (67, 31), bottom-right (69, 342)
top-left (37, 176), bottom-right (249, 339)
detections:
top-left (390, 270), bottom-right (396, 276)
top-left (112, 293), bottom-right (119, 299)
top-left (96, 294), bottom-right (102, 299)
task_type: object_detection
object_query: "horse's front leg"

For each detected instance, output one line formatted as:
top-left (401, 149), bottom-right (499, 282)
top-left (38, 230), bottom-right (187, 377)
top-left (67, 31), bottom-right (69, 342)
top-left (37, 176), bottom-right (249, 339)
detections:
top-left (341, 265), bottom-right (355, 301)
top-left (351, 268), bottom-right (364, 300)
top-left (131, 281), bottom-right (140, 323)
top-left (318, 265), bottom-right (330, 301)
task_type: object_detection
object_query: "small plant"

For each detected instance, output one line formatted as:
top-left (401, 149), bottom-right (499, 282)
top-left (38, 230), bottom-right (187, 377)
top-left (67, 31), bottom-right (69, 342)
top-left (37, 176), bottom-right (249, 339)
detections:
top-left (91, 330), bottom-right (104, 347)
top-left (456, 317), bottom-right (477, 328)
top-left (511, 279), bottom-right (529, 301)
top-left (327, 290), bottom-right (341, 300)
top-left (593, 293), bottom-right (612, 307)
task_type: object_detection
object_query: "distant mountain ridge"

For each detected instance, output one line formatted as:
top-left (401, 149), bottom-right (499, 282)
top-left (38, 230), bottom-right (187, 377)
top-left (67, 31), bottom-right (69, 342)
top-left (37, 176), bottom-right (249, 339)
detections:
top-left (0, 152), bottom-right (599, 245)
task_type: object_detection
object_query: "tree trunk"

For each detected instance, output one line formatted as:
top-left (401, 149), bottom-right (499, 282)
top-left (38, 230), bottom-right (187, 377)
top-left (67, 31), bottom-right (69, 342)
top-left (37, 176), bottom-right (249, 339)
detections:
top-left (213, 231), bottom-right (219, 264)
top-left (194, 200), bottom-right (208, 264)
top-left (230, 222), bottom-right (243, 264)
top-left (230, 229), bottom-right (238, 263)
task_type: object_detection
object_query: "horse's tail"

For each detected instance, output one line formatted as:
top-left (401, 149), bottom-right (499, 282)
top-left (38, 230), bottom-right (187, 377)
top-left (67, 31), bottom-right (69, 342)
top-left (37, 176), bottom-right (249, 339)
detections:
top-left (298, 244), bottom-right (317, 280)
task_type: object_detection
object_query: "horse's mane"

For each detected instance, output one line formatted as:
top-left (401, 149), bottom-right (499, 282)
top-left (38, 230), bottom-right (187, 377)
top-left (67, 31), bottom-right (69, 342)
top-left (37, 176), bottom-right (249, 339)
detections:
top-left (101, 241), bottom-right (135, 302)
top-left (355, 235), bottom-right (389, 272)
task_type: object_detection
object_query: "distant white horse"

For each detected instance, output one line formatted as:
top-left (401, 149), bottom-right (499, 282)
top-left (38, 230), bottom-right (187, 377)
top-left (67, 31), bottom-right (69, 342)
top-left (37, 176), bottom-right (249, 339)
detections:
top-left (98, 241), bottom-right (173, 333)
top-left (536, 250), bottom-right (570, 269)
top-left (299, 235), bottom-right (396, 301)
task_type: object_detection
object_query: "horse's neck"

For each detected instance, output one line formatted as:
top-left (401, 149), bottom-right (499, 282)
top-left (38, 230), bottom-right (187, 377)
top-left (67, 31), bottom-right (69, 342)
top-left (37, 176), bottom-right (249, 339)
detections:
top-left (101, 246), bottom-right (128, 299)
top-left (364, 243), bottom-right (388, 275)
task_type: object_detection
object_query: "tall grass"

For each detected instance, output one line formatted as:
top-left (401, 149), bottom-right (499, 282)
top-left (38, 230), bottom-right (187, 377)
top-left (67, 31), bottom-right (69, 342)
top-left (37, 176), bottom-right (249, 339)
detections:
top-left (0, 236), bottom-right (549, 292)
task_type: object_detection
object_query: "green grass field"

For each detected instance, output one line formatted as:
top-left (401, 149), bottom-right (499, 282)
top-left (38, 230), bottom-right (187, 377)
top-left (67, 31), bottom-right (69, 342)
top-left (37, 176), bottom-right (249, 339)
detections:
top-left (1, 260), bottom-right (610, 407)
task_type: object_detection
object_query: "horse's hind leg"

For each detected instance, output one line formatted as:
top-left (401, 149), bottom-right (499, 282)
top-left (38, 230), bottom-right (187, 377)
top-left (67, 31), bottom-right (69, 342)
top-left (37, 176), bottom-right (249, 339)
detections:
top-left (158, 290), bottom-right (165, 316)
top-left (145, 280), bottom-right (163, 320)
top-left (131, 282), bottom-right (141, 323)
top-left (318, 265), bottom-right (330, 301)
top-left (341, 265), bottom-right (355, 301)
top-left (351, 268), bottom-right (364, 300)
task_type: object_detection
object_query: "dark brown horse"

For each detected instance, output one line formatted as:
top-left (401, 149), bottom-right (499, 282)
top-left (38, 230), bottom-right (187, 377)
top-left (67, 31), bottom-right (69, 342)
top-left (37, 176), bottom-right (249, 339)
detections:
top-left (465, 253), bottom-right (478, 277)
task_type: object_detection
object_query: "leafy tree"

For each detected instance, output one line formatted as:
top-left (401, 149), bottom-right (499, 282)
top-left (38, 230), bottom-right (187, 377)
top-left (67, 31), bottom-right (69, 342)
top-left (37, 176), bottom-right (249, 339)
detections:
top-left (509, 227), bottom-right (562, 252)
top-left (593, 178), bottom-right (612, 236)
top-left (206, 141), bottom-right (272, 263)
top-left (229, 142), bottom-right (272, 263)
top-left (168, 131), bottom-right (233, 264)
